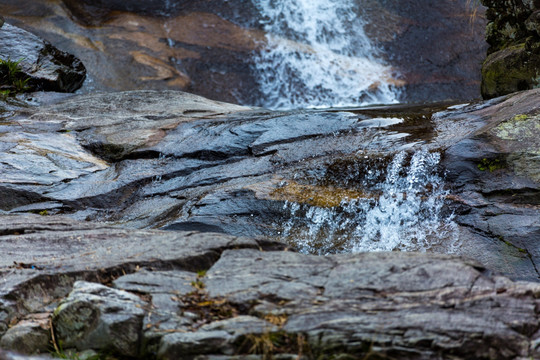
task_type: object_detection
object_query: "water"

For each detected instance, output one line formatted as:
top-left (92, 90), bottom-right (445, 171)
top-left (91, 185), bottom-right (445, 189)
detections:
top-left (279, 150), bottom-right (459, 255)
top-left (252, 0), bottom-right (399, 109)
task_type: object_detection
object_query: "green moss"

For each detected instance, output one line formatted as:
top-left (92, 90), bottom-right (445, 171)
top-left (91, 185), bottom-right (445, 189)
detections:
top-left (512, 114), bottom-right (529, 121)
top-left (477, 158), bottom-right (505, 172)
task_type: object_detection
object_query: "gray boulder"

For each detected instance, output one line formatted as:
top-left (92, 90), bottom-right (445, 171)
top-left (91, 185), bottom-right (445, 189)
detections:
top-left (52, 281), bottom-right (146, 357)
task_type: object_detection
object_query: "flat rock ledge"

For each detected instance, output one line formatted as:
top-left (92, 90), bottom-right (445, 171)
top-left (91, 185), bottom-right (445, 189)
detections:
top-left (0, 214), bottom-right (539, 359)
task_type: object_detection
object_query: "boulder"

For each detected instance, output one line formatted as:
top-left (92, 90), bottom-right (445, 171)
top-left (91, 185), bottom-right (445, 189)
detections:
top-left (0, 313), bottom-right (50, 354)
top-left (480, 0), bottom-right (540, 98)
top-left (0, 23), bottom-right (85, 93)
top-left (52, 281), bottom-right (146, 357)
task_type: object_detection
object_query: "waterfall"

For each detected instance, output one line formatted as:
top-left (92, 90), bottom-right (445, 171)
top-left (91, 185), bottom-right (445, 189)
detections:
top-left (252, 0), bottom-right (399, 109)
top-left (279, 150), bottom-right (459, 255)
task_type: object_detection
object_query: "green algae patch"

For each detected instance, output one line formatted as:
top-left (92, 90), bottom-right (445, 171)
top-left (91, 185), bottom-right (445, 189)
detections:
top-left (477, 157), bottom-right (505, 172)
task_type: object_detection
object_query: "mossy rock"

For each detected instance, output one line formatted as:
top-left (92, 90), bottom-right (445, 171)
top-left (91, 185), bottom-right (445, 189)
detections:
top-left (481, 43), bottom-right (540, 99)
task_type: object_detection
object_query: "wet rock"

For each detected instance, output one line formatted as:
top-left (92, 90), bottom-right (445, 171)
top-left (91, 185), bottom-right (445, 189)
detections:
top-left (441, 89), bottom-right (540, 280)
top-left (1, 89), bottom-right (540, 281)
top-left (53, 281), bottom-right (146, 357)
top-left (1, 0), bottom-right (486, 104)
top-left (0, 23), bottom-right (86, 93)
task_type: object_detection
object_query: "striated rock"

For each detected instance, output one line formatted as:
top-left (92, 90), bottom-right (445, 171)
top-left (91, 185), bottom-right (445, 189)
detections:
top-left (53, 281), bottom-right (146, 357)
top-left (0, 89), bottom-right (539, 280)
top-left (0, 214), bottom-right (538, 358)
top-left (0, 23), bottom-right (86, 93)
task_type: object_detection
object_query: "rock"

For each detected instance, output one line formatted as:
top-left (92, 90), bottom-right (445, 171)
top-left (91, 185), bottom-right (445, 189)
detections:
top-left (480, 0), bottom-right (540, 98)
top-left (0, 213), bottom-right (278, 339)
top-left (0, 214), bottom-right (538, 358)
top-left (0, 313), bottom-right (50, 354)
top-left (481, 44), bottom-right (540, 98)
top-left (0, 15), bottom-right (3, 28)
top-left (0, 23), bottom-right (86, 93)
top-left (0, 89), bottom-right (539, 280)
top-left (52, 281), bottom-right (146, 357)
top-left (0, 0), bottom-right (486, 104)
top-left (441, 89), bottom-right (540, 281)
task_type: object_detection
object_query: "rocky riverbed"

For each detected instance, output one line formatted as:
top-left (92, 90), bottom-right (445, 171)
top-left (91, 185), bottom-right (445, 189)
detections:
top-left (0, 86), bottom-right (539, 358)
top-left (0, 3), bottom-right (539, 360)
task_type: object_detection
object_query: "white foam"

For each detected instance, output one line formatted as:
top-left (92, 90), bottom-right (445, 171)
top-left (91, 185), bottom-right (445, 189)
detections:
top-left (252, 0), bottom-right (399, 109)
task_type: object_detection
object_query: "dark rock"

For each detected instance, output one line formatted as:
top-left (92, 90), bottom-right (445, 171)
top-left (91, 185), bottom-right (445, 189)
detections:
top-left (1, 89), bottom-right (539, 280)
top-left (0, 313), bottom-right (50, 354)
top-left (53, 281), bottom-right (146, 357)
top-left (441, 89), bottom-right (540, 280)
top-left (481, 44), bottom-right (540, 98)
top-left (480, 0), bottom-right (540, 98)
top-left (0, 23), bottom-right (85, 93)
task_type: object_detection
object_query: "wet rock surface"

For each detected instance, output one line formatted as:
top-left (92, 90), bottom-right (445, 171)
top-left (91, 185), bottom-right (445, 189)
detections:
top-left (0, 86), bottom-right (540, 357)
top-left (0, 215), bottom-right (539, 359)
top-left (0, 23), bottom-right (86, 93)
top-left (0, 89), bottom-right (539, 282)
top-left (0, 0), bottom-right (486, 104)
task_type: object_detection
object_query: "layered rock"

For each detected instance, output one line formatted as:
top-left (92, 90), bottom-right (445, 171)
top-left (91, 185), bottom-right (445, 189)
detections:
top-left (0, 214), bottom-right (538, 359)
top-left (1, 89), bottom-right (539, 281)
top-left (481, 0), bottom-right (540, 98)
top-left (0, 23), bottom-right (86, 93)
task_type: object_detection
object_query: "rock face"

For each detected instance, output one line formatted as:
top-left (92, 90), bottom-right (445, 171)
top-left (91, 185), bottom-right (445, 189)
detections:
top-left (0, 214), bottom-right (538, 359)
top-left (0, 0), bottom-right (486, 104)
top-left (481, 0), bottom-right (540, 98)
top-left (0, 23), bottom-right (86, 93)
top-left (0, 89), bottom-right (539, 282)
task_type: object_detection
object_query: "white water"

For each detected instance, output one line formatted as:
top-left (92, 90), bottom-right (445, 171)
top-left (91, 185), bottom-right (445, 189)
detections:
top-left (279, 150), bottom-right (459, 255)
top-left (252, 0), bottom-right (399, 110)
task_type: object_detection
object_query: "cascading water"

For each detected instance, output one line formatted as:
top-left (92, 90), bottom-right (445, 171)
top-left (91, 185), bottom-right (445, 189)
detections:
top-left (279, 150), bottom-right (459, 255)
top-left (252, 0), bottom-right (399, 109)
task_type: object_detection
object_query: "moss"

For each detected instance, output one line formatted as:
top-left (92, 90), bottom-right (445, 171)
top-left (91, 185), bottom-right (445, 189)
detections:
top-left (481, 44), bottom-right (540, 98)
top-left (512, 114), bottom-right (529, 121)
top-left (477, 158), bottom-right (505, 172)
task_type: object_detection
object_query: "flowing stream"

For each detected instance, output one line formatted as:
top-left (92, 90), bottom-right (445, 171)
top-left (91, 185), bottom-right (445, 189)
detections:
top-left (251, 0), bottom-right (399, 109)
top-left (277, 149), bottom-right (459, 255)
